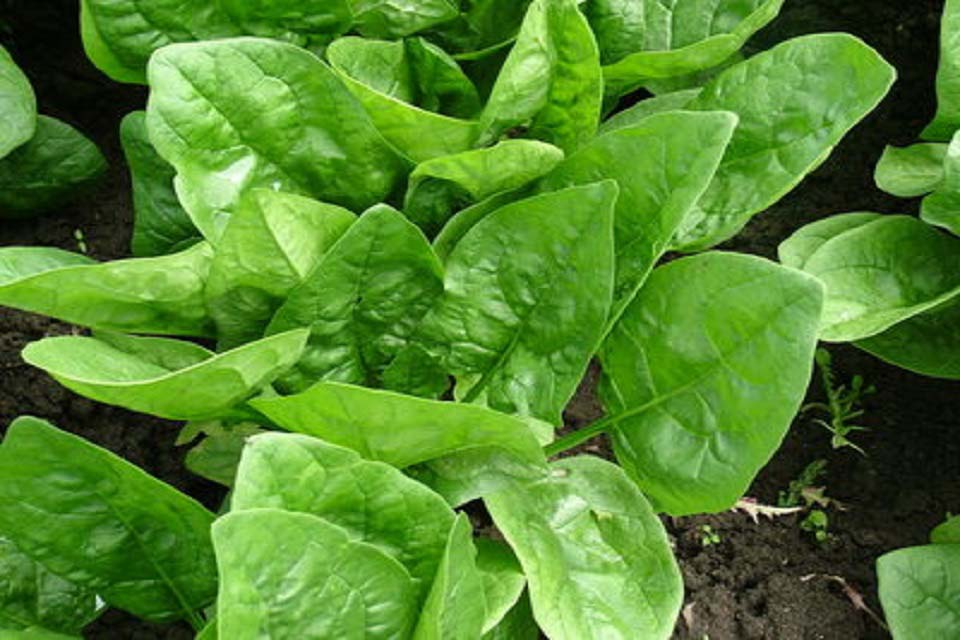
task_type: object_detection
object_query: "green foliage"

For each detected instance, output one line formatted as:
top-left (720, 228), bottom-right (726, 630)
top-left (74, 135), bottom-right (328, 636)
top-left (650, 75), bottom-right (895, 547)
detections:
top-left (803, 348), bottom-right (874, 454)
top-left (777, 459), bottom-right (827, 508)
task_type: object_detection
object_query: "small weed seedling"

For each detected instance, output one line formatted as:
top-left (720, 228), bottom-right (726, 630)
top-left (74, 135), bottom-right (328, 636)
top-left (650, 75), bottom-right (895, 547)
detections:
top-left (803, 348), bottom-right (875, 454)
top-left (699, 524), bottom-right (721, 547)
top-left (778, 459), bottom-right (828, 508)
top-left (800, 509), bottom-right (831, 543)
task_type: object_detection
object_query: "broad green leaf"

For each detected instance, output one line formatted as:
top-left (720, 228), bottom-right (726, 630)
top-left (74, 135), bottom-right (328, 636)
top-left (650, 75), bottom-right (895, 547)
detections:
top-left (184, 423), bottom-right (265, 487)
top-left (0, 417), bottom-right (217, 623)
top-left (674, 34), bottom-right (896, 251)
top-left (777, 212), bottom-right (884, 270)
top-left (797, 216), bottom-right (960, 342)
top-left (537, 111), bottom-right (735, 318)
top-left (213, 509), bottom-right (419, 640)
top-left (597, 88), bottom-right (701, 135)
top-left (598, 0), bottom-right (784, 97)
top-left (404, 140), bottom-right (564, 235)
top-left (600, 253), bottom-right (823, 514)
top-left (231, 433), bottom-right (455, 601)
top-left (119, 111), bottom-right (198, 257)
top-left (0, 45), bottom-right (36, 157)
top-left (932, 516), bottom-right (960, 545)
top-left (82, 0), bottom-right (241, 82)
top-left (877, 545), bottom-right (960, 640)
top-left (351, 0), bottom-right (460, 39)
top-left (146, 38), bottom-right (405, 241)
top-left (642, 51), bottom-right (744, 95)
top-left (922, 131), bottom-right (960, 235)
top-left (431, 190), bottom-right (524, 263)
top-left (0, 629), bottom-right (81, 639)
top-left (475, 539), bottom-right (525, 634)
top-left (266, 205), bottom-right (441, 392)
top-left (413, 182), bottom-right (616, 423)
top-left (381, 344), bottom-right (450, 399)
top-left (250, 381), bottom-right (547, 471)
top-left (218, 0), bottom-right (352, 44)
top-left (0, 243), bottom-right (213, 336)
top-left (875, 143), bottom-right (948, 198)
top-left (328, 37), bottom-right (479, 163)
top-left (433, 0), bottom-right (531, 55)
top-left (412, 514), bottom-right (485, 640)
top-left (923, 0), bottom-right (960, 140)
top-left (485, 456), bottom-right (683, 640)
top-left (22, 330), bottom-right (309, 420)
top-left (478, 0), bottom-right (602, 153)
top-left (205, 189), bottom-right (355, 349)
top-left (0, 116), bottom-right (106, 218)
top-left (405, 38), bottom-right (483, 119)
top-left (482, 594), bottom-right (539, 640)
top-left (0, 537), bottom-right (98, 635)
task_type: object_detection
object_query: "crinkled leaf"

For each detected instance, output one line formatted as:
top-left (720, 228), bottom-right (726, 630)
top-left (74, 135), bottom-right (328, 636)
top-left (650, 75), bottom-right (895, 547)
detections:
top-left (0, 45), bottom-right (36, 157)
top-left (433, 0), bottom-right (531, 55)
top-left (0, 243), bottom-right (213, 336)
top-left (485, 456), bottom-right (682, 640)
top-left (877, 545), bottom-right (960, 640)
top-left (213, 509), bottom-right (419, 640)
top-left (597, 88), bottom-right (701, 135)
top-left (600, 253), bottom-right (823, 515)
top-left (875, 143), bottom-right (948, 198)
top-left (146, 38), bottom-right (405, 241)
top-left (266, 204), bottom-right (443, 392)
top-left (921, 131), bottom-right (960, 235)
top-left (381, 344), bottom-right (450, 399)
top-left (0, 417), bottom-right (217, 623)
top-left (350, 0), bottom-right (459, 39)
top-left (923, 0), bottom-right (960, 140)
top-left (475, 539), bottom-right (525, 634)
top-left (22, 330), bottom-right (308, 420)
top-left (218, 0), bottom-right (352, 45)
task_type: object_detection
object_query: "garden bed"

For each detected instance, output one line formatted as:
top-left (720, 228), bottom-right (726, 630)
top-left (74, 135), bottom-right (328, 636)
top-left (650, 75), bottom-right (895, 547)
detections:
top-left (1, 1), bottom-right (957, 638)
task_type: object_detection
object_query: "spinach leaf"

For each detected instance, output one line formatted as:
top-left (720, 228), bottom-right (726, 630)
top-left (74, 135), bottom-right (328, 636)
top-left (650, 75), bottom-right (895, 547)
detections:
top-left (412, 182), bottom-right (616, 424)
top-left (777, 212), bottom-right (884, 270)
top-left (351, 0), bottom-right (460, 39)
top-left (432, 0), bottom-right (531, 55)
top-left (600, 253), bottom-right (823, 514)
top-left (21, 330), bottom-right (309, 420)
top-left (213, 509), bottom-right (419, 639)
top-left (0, 243), bottom-right (214, 336)
top-left (184, 423), bottom-right (265, 487)
top-left (673, 33), bottom-right (896, 251)
top-left (205, 189), bottom-right (355, 349)
top-left (146, 38), bottom-right (405, 241)
top-left (482, 594), bottom-right (539, 640)
top-left (923, 0), bottom-right (960, 140)
top-left (932, 515), bottom-right (960, 544)
top-left (0, 45), bottom-right (36, 157)
top-left (475, 538), bottom-right (525, 634)
top-left (485, 456), bottom-right (682, 640)
top-left (0, 116), bottom-right (107, 218)
top-left (119, 111), bottom-right (198, 257)
top-left (266, 204), bottom-right (443, 391)
top-left (921, 131), bottom-right (960, 235)
top-left (79, 0), bottom-right (147, 83)
top-left (597, 88), bottom-right (701, 135)
top-left (0, 418), bottom-right (217, 624)
top-left (218, 0), bottom-right (353, 45)
top-left (431, 190), bottom-right (523, 263)
top-left (877, 544), bottom-right (960, 640)
top-left (406, 37), bottom-right (483, 118)
top-left (875, 143), bottom-right (948, 198)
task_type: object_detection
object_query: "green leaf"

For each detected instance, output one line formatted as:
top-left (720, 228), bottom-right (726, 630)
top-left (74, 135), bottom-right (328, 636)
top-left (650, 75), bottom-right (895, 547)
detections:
top-left (0, 116), bottom-right (106, 218)
top-left (796, 216), bottom-right (960, 342)
top-left (485, 456), bottom-right (683, 640)
top-left (674, 33), bottom-right (896, 251)
top-left (0, 243), bottom-right (214, 336)
top-left (922, 131), bottom-right (960, 235)
top-left (146, 38), bottom-right (405, 241)
top-left (0, 417), bottom-right (217, 623)
top-left (600, 253), bottom-right (823, 514)
top-left (79, 0), bottom-right (146, 84)
top-left (22, 330), bottom-right (309, 420)
top-left (923, 0), bottom-right (960, 140)
top-left (266, 204), bottom-right (443, 392)
top-left (218, 0), bottom-right (352, 45)
top-left (184, 423), bottom-right (265, 487)
top-left (475, 539), bottom-right (525, 634)
top-left (250, 381), bottom-right (547, 471)
top-left (0, 45), bottom-right (36, 158)
top-left (205, 189), bottom-right (355, 349)
top-left (381, 344), bottom-right (450, 399)
top-left (478, 0), bottom-right (602, 153)
top-left (482, 593), bottom-right (539, 640)
top-left (404, 139), bottom-right (564, 235)
top-left (0, 537), bottom-right (98, 635)
top-left (432, 190), bottom-right (524, 263)
top-left (119, 111), bottom-right (198, 257)
top-left (231, 433), bottom-right (455, 601)
top-left (406, 38), bottom-right (483, 119)
top-left (433, 0), bottom-right (531, 55)
top-left (877, 544), bottom-right (960, 640)
top-left (598, 0), bottom-right (784, 97)
top-left (350, 0), bottom-right (460, 39)
top-left (412, 182), bottom-right (616, 423)
top-left (0, 628), bottom-right (82, 639)
top-left (777, 212), bottom-right (884, 270)
top-left (932, 515), bottom-right (960, 545)
top-left (213, 509), bottom-right (419, 639)
top-left (537, 111), bottom-right (736, 318)
top-left (875, 143), bottom-right (948, 198)
top-left (597, 88), bottom-right (701, 135)
top-left (412, 514), bottom-right (485, 640)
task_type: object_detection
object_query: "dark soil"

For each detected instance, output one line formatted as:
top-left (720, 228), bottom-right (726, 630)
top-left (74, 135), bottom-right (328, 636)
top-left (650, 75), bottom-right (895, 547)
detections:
top-left (1, 1), bottom-right (957, 639)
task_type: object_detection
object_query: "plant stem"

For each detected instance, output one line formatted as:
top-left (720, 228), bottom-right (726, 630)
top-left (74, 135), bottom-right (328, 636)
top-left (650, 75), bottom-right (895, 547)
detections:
top-left (544, 414), bottom-right (618, 457)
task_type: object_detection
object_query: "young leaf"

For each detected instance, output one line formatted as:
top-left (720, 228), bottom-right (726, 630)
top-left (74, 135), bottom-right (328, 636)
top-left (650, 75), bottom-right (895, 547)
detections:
top-left (231, 433), bottom-right (455, 600)
top-left (217, 0), bottom-right (353, 45)
top-left (0, 45), bottom-right (36, 157)
top-left (213, 509), bottom-right (419, 640)
top-left (777, 212), bottom-right (884, 270)
top-left (250, 381), bottom-right (547, 471)
top-left (0, 243), bottom-right (214, 336)
top-left (205, 189), bottom-right (355, 349)
top-left (266, 204), bottom-right (443, 392)
top-left (537, 111), bottom-right (736, 318)
top-left (921, 131), bottom-right (960, 235)
top-left (0, 418), bottom-right (217, 623)
top-left (674, 33), bottom-right (896, 251)
top-left (923, 0), bottom-right (960, 140)
top-left (600, 253), bottom-right (823, 515)
top-left (350, 0), bottom-right (460, 39)
top-left (875, 143), bottom-right (948, 198)
top-left (415, 182), bottom-right (616, 423)
top-left (22, 330), bottom-right (309, 420)
top-left (877, 545), bottom-right (960, 640)
top-left (475, 539), bottom-right (526, 634)
top-left (485, 456), bottom-right (683, 640)
top-left (146, 38), bottom-right (405, 241)
top-left (478, 0), bottom-right (602, 153)
top-left (0, 116), bottom-right (106, 218)
top-left (119, 111), bottom-right (198, 257)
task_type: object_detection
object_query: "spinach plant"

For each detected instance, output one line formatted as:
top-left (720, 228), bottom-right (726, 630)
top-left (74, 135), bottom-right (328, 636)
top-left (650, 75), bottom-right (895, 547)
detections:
top-left (0, 45), bottom-right (106, 218)
top-left (0, 1), bottom-right (897, 637)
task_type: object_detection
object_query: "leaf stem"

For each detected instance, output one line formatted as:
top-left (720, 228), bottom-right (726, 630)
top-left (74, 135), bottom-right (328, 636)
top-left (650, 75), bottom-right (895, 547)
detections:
top-left (544, 414), bottom-right (618, 457)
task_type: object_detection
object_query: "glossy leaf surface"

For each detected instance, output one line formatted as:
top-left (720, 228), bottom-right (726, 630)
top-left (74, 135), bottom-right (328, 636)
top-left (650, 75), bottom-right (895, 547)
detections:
top-left (877, 545), bottom-right (960, 640)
